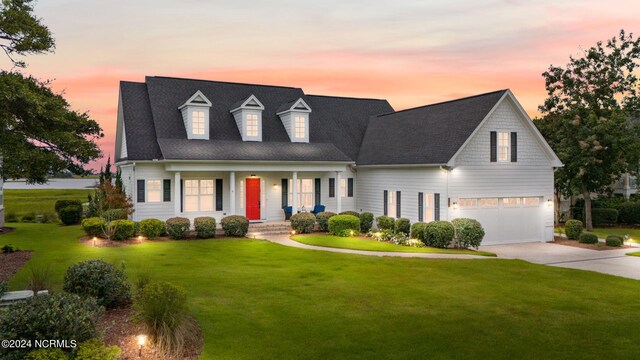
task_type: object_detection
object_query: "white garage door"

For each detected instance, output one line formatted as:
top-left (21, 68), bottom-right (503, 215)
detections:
top-left (455, 197), bottom-right (543, 245)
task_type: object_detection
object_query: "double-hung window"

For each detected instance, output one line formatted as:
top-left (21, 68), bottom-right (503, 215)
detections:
top-left (498, 131), bottom-right (510, 162)
top-left (147, 180), bottom-right (162, 202)
top-left (246, 114), bottom-right (259, 137)
top-left (288, 179), bottom-right (313, 209)
top-left (424, 193), bottom-right (434, 222)
top-left (192, 111), bottom-right (205, 135)
top-left (388, 190), bottom-right (397, 218)
top-left (184, 180), bottom-right (214, 212)
top-left (294, 116), bottom-right (306, 139)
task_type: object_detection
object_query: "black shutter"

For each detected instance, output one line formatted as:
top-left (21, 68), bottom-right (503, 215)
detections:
top-left (396, 191), bottom-right (401, 218)
top-left (347, 178), bottom-right (354, 197)
top-left (418, 192), bottom-right (424, 222)
top-left (281, 178), bottom-right (288, 208)
top-left (511, 132), bottom-right (517, 162)
top-left (383, 190), bottom-right (388, 216)
top-left (490, 131), bottom-right (497, 162)
top-left (216, 179), bottom-right (223, 211)
top-left (137, 180), bottom-right (145, 203)
top-left (314, 178), bottom-right (321, 205)
top-left (434, 193), bottom-right (440, 221)
top-left (180, 179), bottom-right (184, 213)
top-left (329, 178), bottom-right (335, 198)
top-left (163, 179), bottom-right (171, 202)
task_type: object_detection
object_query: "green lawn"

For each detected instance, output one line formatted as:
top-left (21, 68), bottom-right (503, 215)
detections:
top-left (3, 189), bottom-right (92, 216)
top-left (557, 226), bottom-right (640, 243)
top-left (292, 234), bottom-right (496, 256)
top-left (626, 252), bottom-right (640, 257)
top-left (2, 223), bottom-right (640, 359)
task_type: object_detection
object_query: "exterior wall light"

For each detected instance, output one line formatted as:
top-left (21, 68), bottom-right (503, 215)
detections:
top-left (452, 202), bottom-right (459, 210)
top-left (546, 198), bottom-right (553, 207)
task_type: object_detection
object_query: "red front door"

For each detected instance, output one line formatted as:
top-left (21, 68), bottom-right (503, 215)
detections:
top-left (246, 178), bottom-right (261, 220)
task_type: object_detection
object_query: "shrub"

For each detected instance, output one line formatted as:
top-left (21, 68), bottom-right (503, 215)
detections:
top-left (423, 221), bottom-right (455, 248)
top-left (564, 219), bottom-right (583, 240)
top-left (369, 229), bottom-right (409, 245)
top-left (39, 212), bottom-right (58, 224)
top-left (220, 215), bottom-right (249, 237)
top-left (59, 205), bottom-right (82, 225)
top-left (109, 219), bottom-right (135, 240)
top-left (572, 208), bottom-right (619, 226)
top-left (54, 199), bottom-right (83, 214)
top-left (617, 202), bottom-right (640, 224)
top-left (605, 235), bottom-right (624, 247)
top-left (135, 282), bottom-right (199, 357)
top-left (0, 293), bottom-right (102, 360)
top-left (1, 244), bottom-right (16, 253)
top-left (316, 212), bottom-right (336, 232)
top-left (102, 208), bottom-right (128, 220)
top-left (394, 218), bottom-right (411, 235)
top-left (63, 259), bottom-right (131, 308)
top-left (74, 338), bottom-right (121, 360)
top-left (5, 212), bottom-right (18, 222)
top-left (194, 217), bottom-right (216, 238)
top-left (328, 214), bottom-right (360, 236)
top-left (166, 217), bottom-right (191, 239)
top-left (359, 212), bottom-right (374, 233)
top-left (139, 218), bottom-right (165, 239)
top-left (410, 222), bottom-right (428, 240)
top-left (452, 218), bottom-right (486, 249)
top-left (339, 211), bottom-right (360, 217)
top-left (21, 212), bottom-right (36, 223)
top-left (26, 265), bottom-right (52, 293)
top-left (578, 232), bottom-right (599, 244)
top-left (24, 348), bottom-right (67, 360)
top-left (82, 217), bottom-right (106, 237)
top-left (375, 215), bottom-right (394, 231)
top-left (291, 212), bottom-right (316, 234)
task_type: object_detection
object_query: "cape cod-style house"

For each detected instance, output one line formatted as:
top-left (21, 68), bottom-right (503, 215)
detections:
top-left (115, 76), bottom-right (562, 245)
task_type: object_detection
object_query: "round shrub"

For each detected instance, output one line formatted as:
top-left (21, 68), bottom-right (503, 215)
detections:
top-left (75, 338), bottom-right (121, 360)
top-left (452, 218), bottom-right (485, 249)
top-left (316, 212), bottom-right (336, 232)
top-left (564, 219), bottom-right (583, 240)
top-left (194, 216), bottom-right (216, 238)
top-left (605, 235), bottom-right (623, 247)
top-left (376, 215), bottom-right (394, 231)
top-left (291, 212), bottom-right (316, 234)
top-left (221, 215), bottom-right (249, 237)
top-left (82, 217), bottom-right (106, 237)
top-left (139, 218), bottom-right (165, 239)
top-left (59, 205), bottom-right (82, 225)
top-left (0, 293), bottom-right (102, 360)
top-left (410, 222), bottom-right (428, 240)
top-left (24, 348), bottom-right (68, 360)
top-left (166, 217), bottom-right (191, 239)
top-left (328, 214), bottom-right (360, 236)
top-left (394, 218), bottom-right (411, 235)
top-left (54, 199), bottom-right (83, 214)
top-left (617, 202), bottom-right (640, 224)
top-left (339, 211), bottom-right (360, 217)
top-left (359, 212), bottom-right (374, 233)
top-left (109, 219), bottom-right (135, 240)
top-left (63, 259), bottom-right (131, 308)
top-left (578, 232), bottom-right (599, 244)
top-left (423, 221), bottom-right (455, 248)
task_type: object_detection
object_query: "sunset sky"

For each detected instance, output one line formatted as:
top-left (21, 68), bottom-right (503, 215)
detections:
top-left (4, 0), bottom-right (640, 171)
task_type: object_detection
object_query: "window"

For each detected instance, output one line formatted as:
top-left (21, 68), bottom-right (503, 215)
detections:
top-left (294, 116), bottom-right (306, 139)
top-left (523, 197), bottom-right (540, 207)
top-left (480, 198), bottom-right (499, 208)
top-left (192, 111), bottom-right (205, 135)
top-left (147, 180), bottom-right (162, 203)
top-left (459, 198), bottom-right (478, 209)
top-left (424, 193), bottom-right (434, 222)
top-left (340, 178), bottom-right (347, 198)
top-left (498, 131), bottom-right (510, 161)
top-left (502, 197), bottom-right (521, 207)
top-left (288, 179), bottom-right (313, 209)
top-left (246, 114), bottom-right (258, 137)
top-left (388, 190), bottom-right (396, 218)
top-left (184, 179), bottom-right (214, 212)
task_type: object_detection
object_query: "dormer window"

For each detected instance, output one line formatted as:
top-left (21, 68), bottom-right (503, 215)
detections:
top-left (246, 114), bottom-right (259, 137)
top-left (230, 95), bottom-right (265, 142)
top-left (178, 90), bottom-right (212, 140)
top-left (192, 111), bottom-right (205, 135)
top-left (277, 98), bottom-right (311, 143)
top-left (294, 116), bottom-right (306, 139)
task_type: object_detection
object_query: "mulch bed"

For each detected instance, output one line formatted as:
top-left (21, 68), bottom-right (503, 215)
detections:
top-left (102, 306), bottom-right (202, 360)
top-left (0, 227), bottom-right (16, 235)
top-left (550, 236), bottom-right (633, 250)
top-left (0, 251), bottom-right (32, 282)
top-left (79, 233), bottom-right (228, 248)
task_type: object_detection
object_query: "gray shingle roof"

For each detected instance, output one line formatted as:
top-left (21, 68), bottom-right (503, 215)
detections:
top-left (119, 82), bottom-right (163, 161)
top-left (357, 90), bottom-right (508, 165)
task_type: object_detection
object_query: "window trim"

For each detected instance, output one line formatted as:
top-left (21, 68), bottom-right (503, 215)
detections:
top-left (146, 179), bottom-right (162, 203)
top-left (522, 197), bottom-right (541, 207)
top-left (497, 130), bottom-right (510, 162)
top-left (479, 198), bottom-right (499, 208)
top-left (459, 198), bottom-right (478, 209)
top-left (502, 197), bottom-right (521, 208)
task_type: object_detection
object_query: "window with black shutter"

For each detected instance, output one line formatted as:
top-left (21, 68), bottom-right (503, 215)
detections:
top-left (163, 179), bottom-right (171, 202)
top-left (314, 178), bottom-right (321, 205)
top-left (434, 193), bottom-right (440, 221)
top-left (329, 178), bottom-right (335, 198)
top-left (511, 132), bottom-right (517, 162)
top-left (216, 179), bottom-right (223, 211)
top-left (418, 192), bottom-right (424, 222)
top-left (347, 178), bottom-right (354, 197)
top-left (396, 191), bottom-right (401, 218)
top-left (383, 190), bottom-right (388, 216)
top-left (490, 131), bottom-right (497, 162)
top-left (281, 178), bottom-right (288, 208)
top-left (137, 180), bottom-right (145, 203)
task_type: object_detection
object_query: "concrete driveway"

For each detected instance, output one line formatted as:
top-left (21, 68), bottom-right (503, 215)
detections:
top-left (480, 242), bottom-right (640, 280)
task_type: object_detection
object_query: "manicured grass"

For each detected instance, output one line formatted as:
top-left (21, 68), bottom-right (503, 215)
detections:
top-left (557, 226), bottom-right (640, 243)
top-left (292, 234), bottom-right (496, 256)
top-left (626, 252), bottom-right (640, 257)
top-left (2, 224), bottom-right (640, 359)
top-left (3, 189), bottom-right (92, 217)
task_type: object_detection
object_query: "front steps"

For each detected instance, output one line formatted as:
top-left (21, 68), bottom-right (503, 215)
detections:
top-left (247, 222), bottom-right (292, 237)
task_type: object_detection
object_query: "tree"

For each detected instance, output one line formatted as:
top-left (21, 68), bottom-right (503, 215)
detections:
top-left (536, 30), bottom-right (640, 230)
top-left (0, 0), bottom-right (103, 183)
top-left (87, 158), bottom-right (133, 240)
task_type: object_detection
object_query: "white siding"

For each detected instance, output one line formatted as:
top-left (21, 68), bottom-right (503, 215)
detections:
top-left (231, 109), bottom-right (262, 141)
top-left (181, 106), bottom-right (210, 140)
top-left (279, 112), bottom-right (293, 140)
top-left (120, 123), bottom-right (128, 159)
top-left (131, 164), bottom-right (175, 222)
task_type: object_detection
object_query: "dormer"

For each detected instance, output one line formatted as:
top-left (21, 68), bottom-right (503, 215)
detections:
top-left (276, 98), bottom-right (311, 143)
top-left (178, 90), bottom-right (212, 140)
top-left (229, 95), bottom-right (265, 142)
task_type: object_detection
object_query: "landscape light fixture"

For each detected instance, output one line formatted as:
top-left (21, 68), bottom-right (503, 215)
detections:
top-left (137, 334), bottom-right (147, 357)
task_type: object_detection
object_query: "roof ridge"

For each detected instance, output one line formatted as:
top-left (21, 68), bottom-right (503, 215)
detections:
top-left (306, 94), bottom-right (388, 102)
top-left (376, 89), bottom-right (508, 117)
top-left (145, 76), bottom-right (301, 90)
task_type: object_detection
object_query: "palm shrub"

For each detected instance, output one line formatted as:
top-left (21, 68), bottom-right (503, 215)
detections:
top-left (564, 219), bottom-right (583, 240)
top-left (376, 215), bottom-right (394, 231)
top-left (220, 215), bottom-right (249, 237)
top-left (81, 217), bottom-right (105, 237)
top-left (423, 221), bottom-right (455, 248)
top-left (194, 217), bottom-right (216, 238)
top-left (291, 212), bottom-right (316, 234)
top-left (394, 218), bottom-right (411, 235)
top-left (578, 232), bottom-right (599, 244)
top-left (166, 217), bottom-right (191, 239)
top-left (63, 259), bottom-right (131, 308)
top-left (452, 218), bottom-right (485, 249)
top-left (109, 219), bottom-right (135, 240)
top-left (359, 212), bottom-right (374, 233)
top-left (605, 235), bottom-right (623, 247)
top-left (410, 222), bottom-right (428, 240)
top-left (328, 214), bottom-right (360, 236)
top-left (139, 218), bottom-right (165, 239)
top-left (316, 212), bottom-right (336, 232)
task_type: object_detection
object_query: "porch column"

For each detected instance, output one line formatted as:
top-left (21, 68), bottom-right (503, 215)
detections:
top-left (229, 172), bottom-right (236, 215)
top-left (292, 171), bottom-right (298, 215)
top-left (336, 171), bottom-right (342, 213)
top-left (174, 172), bottom-right (181, 216)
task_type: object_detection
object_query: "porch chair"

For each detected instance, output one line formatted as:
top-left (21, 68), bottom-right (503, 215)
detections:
top-left (311, 204), bottom-right (325, 216)
top-left (283, 206), bottom-right (292, 220)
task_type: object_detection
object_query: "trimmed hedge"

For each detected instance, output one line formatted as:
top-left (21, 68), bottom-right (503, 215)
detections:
top-left (376, 215), bottom-right (395, 231)
top-left (578, 232), bottom-right (599, 244)
top-left (109, 219), bottom-right (135, 240)
top-left (82, 217), bottom-right (105, 237)
top-left (452, 218), bottom-right (485, 249)
top-left (565, 219), bottom-right (583, 240)
top-left (329, 215), bottom-right (360, 236)
top-left (605, 235), bottom-right (624, 247)
top-left (221, 215), bottom-right (249, 237)
top-left (194, 217), bottom-right (216, 238)
top-left (410, 222), bottom-right (428, 240)
top-left (423, 221), bottom-right (455, 248)
top-left (63, 259), bottom-right (131, 308)
top-left (166, 217), bottom-right (191, 239)
top-left (339, 211), bottom-right (360, 217)
top-left (316, 212), bottom-right (336, 232)
top-left (394, 218), bottom-right (411, 235)
top-left (572, 207), bottom-right (619, 226)
top-left (139, 218), bottom-right (165, 239)
top-left (54, 199), bottom-right (83, 214)
top-left (617, 202), bottom-right (640, 224)
top-left (291, 212), bottom-right (316, 234)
